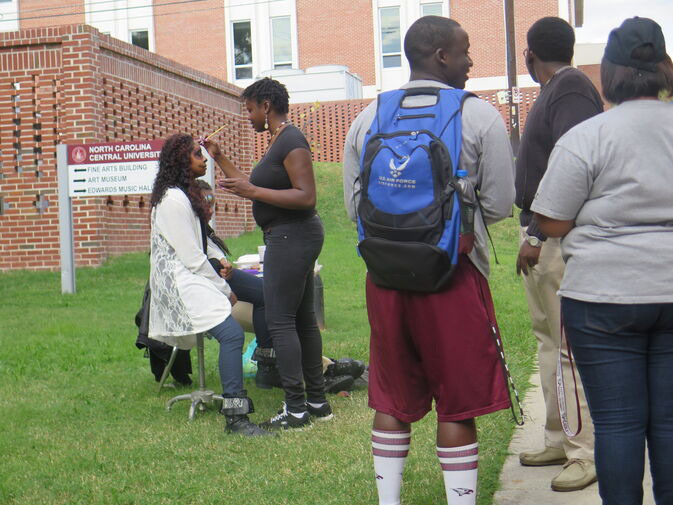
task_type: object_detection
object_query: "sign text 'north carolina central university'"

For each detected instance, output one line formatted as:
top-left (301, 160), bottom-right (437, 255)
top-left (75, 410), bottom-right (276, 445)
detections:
top-left (66, 140), bottom-right (164, 197)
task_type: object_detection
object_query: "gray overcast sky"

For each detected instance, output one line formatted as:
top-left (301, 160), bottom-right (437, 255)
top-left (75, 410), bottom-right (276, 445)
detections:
top-left (575, 0), bottom-right (673, 50)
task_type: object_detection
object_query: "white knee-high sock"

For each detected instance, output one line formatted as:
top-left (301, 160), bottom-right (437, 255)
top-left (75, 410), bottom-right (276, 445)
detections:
top-left (437, 442), bottom-right (478, 505)
top-left (372, 429), bottom-right (411, 505)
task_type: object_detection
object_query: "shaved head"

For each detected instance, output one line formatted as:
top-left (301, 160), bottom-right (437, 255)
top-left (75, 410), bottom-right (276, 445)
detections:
top-left (404, 16), bottom-right (461, 69)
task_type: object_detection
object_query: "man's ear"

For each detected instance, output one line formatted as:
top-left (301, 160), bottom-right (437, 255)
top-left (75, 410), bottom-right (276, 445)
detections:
top-left (526, 48), bottom-right (535, 67)
top-left (435, 46), bottom-right (450, 66)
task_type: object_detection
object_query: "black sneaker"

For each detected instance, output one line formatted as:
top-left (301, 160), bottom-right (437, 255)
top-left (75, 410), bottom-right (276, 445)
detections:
top-left (225, 415), bottom-right (274, 437)
top-left (261, 402), bottom-right (311, 430)
top-left (306, 402), bottom-right (334, 421)
top-left (325, 358), bottom-right (366, 380)
top-left (324, 374), bottom-right (354, 394)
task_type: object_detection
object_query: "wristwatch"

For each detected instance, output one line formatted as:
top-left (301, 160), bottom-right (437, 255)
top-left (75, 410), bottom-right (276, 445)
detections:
top-left (525, 234), bottom-right (542, 247)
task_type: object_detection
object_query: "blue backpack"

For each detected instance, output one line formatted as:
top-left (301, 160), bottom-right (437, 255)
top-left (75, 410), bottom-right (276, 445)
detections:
top-left (357, 87), bottom-right (476, 292)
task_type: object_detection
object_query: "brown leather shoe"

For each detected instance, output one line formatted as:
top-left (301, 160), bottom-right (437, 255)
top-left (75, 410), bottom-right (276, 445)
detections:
top-left (519, 446), bottom-right (567, 466)
top-left (551, 459), bottom-right (597, 492)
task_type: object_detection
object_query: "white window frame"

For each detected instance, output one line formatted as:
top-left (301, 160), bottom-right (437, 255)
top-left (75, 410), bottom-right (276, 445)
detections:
top-left (379, 6), bottom-right (402, 69)
top-left (231, 19), bottom-right (254, 80)
top-left (420, 2), bottom-right (445, 17)
top-left (270, 15), bottom-right (293, 69)
top-left (129, 29), bottom-right (149, 50)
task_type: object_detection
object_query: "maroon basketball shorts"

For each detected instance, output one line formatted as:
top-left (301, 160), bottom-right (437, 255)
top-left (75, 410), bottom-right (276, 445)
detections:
top-left (366, 256), bottom-right (511, 423)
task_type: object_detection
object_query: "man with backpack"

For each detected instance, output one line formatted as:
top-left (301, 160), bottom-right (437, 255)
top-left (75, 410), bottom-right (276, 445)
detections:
top-left (515, 17), bottom-right (602, 492)
top-left (343, 16), bottom-right (515, 505)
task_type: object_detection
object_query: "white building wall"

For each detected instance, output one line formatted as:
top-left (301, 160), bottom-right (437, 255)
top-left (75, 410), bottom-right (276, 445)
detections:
top-left (0, 0), bottom-right (19, 32)
top-left (85, 0), bottom-right (155, 51)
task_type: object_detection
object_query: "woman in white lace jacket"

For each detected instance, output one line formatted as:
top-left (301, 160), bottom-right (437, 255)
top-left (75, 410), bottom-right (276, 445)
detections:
top-left (148, 133), bottom-right (269, 437)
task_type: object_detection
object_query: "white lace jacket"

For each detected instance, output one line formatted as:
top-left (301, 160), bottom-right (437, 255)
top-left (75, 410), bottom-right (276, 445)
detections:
top-left (148, 188), bottom-right (231, 349)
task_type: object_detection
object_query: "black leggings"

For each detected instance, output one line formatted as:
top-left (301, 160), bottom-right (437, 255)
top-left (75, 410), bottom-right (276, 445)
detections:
top-left (263, 215), bottom-right (326, 412)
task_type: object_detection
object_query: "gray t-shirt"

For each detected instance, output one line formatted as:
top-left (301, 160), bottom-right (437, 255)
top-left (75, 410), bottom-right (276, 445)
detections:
top-left (532, 99), bottom-right (673, 304)
top-left (343, 80), bottom-right (516, 278)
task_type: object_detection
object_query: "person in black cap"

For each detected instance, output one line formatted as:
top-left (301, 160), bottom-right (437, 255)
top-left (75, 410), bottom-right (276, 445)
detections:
top-left (531, 16), bottom-right (673, 505)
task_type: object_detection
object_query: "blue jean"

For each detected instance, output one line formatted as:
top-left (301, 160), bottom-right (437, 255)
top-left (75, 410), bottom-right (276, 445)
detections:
top-left (263, 215), bottom-right (326, 412)
top-left (227, 268), bottom-right (271, 349)
top-left (562, 297), bottom-right (673, 505)
top-left (208, 316), bottom-right (245, 397)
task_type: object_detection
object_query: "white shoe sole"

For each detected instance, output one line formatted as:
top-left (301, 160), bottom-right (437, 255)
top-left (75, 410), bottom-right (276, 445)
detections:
top-left (312, 413), bottom-right (334, 422)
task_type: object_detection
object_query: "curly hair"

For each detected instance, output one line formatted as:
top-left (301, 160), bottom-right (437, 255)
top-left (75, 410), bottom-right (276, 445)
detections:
top-left (150, 133), bottom-right (208, 221)
top-left (241, 77), bottom-right (290, 114)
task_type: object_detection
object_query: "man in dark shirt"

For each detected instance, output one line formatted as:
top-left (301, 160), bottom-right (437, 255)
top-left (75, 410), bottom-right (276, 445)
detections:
top-left (515, 16), bottom-right (603, 492)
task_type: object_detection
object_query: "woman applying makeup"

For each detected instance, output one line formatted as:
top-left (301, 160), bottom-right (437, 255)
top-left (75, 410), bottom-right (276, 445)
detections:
top-left (204, 78), bottom-right (330, 430)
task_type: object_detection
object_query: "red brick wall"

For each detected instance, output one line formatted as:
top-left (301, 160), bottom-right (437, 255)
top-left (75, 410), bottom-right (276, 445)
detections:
top-left (19, 0), bottom-right (86, 29)
top-left (253, 88), bottom-right (540, 163)
top-left (153, 0), bottom-right (229, 82)
top-left (0, 24), bottom-right (253, 272)
top-left (578, 63), bottom-right (602, 98)
top-left (293, 0), bottom-right (558, 86)
top-left (452, 0), bottom-right (557, 79)
top-left (12, 1), bottom-right (561, 92)
top-left (253, 99), bottom-right (372, 163)
top-left (296, 0), bottom-right (375, 86)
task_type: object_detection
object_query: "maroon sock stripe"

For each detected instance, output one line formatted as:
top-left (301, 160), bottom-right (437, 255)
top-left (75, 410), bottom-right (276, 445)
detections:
top-left (436, 447), bottom-right (479, 458)
top-left (440, 461), bottom-right (478, 471)
top-left (371, 435), bottom-right (411, 445)
top-left (372, 448), bottom-right (409, 458)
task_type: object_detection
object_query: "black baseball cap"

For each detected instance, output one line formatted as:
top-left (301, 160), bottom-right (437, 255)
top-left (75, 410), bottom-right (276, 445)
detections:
top-left (604, 17), bottom-right (667, 72)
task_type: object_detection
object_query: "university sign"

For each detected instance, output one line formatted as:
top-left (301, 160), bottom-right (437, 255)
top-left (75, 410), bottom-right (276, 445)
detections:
top-left (66, 140), bottom-right (163, 197)
top-left (57, 140), bottom-right (214, 293)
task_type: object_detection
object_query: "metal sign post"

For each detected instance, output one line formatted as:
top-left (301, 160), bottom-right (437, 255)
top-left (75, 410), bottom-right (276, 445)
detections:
top-left (57, 144), bottom-right (76, 294)
top-left (504, 0), bottom-right (520, 156)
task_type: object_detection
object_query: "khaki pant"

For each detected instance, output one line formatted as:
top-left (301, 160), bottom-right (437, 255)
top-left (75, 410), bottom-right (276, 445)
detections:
top-left (520, 227), bottom-right (594, 461)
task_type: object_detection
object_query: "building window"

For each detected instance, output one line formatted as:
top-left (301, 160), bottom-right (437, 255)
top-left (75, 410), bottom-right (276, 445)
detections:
top-left (421, 2), bottom-right (443, 16)
top-left (233, 20), bottom-right (253, 79)
top-left (130, 29), bottom-right (149, 50)
top-left (379, 7), bottom-right (401, 68)
top-left (271, 16), bottom-right (292, 69)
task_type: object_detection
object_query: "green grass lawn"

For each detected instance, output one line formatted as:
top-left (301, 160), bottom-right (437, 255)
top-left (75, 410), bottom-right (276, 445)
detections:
top-left (0, 162), bottom-right (535, 505)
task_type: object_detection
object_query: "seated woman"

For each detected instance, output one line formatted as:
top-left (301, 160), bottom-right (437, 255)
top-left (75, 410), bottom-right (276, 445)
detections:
top-left (148, 133), bottom-right (269, 437)
top-left (196, 179), bottom-right (280, 389)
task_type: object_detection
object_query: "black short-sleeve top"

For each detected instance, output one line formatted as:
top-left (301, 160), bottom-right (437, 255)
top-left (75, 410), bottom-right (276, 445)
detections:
top-left (249, 124), bottom-right (316, 229)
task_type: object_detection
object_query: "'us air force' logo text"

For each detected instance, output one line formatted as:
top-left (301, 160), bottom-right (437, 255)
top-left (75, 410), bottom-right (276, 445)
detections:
top-left (376, 156), bottom-right (416, 189)
top-left (389, 156), bottom-right (410, 178)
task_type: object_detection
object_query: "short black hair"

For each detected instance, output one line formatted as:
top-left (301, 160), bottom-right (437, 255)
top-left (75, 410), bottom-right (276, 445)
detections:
top-left (404, 16), bottom-right (461, 69)
top-left (601, 47), bottom-right (673, 104)
top-left (527, 17), bottom-right (575, 63)
top-left (241, 77), bottom-right (289, 114)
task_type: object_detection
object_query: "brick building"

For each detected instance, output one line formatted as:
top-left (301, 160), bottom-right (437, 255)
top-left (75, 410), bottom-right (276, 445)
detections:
top-left (0, 24), bottom-right (254, 271)
top-left (1, 0), bottom-right (583, 97)
top-left (0, 1), bottom-right (592, 272)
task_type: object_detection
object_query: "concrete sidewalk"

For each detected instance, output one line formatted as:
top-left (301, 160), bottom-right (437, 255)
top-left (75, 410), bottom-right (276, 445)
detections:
top-left (493, 372), bottom-right (654, 505)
